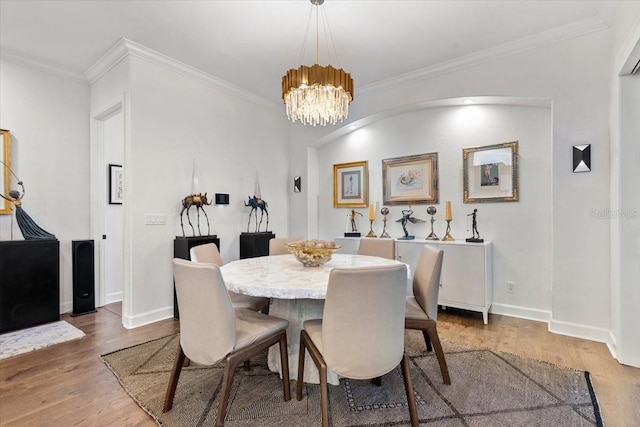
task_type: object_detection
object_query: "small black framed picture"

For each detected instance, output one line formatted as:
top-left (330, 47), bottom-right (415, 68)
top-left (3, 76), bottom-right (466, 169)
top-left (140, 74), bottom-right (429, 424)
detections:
top-left (109, 164), bottom-right (123, 204)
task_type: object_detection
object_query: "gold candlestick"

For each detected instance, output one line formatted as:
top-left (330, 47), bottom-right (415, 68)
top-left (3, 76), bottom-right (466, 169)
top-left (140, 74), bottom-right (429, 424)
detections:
top-left (366, 220), bottom-right (377, 238)
top-left (441, 220), bottom-right (455, 241)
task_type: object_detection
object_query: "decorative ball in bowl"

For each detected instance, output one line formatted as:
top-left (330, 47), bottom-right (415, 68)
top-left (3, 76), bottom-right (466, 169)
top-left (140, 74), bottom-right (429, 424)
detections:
top-left (287, 240), bottom-right (341, 267)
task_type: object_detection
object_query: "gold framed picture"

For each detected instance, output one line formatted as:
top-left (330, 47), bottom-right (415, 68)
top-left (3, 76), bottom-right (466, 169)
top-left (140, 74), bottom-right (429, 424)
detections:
top-left (382, 152), bottom-right (438, 205)
top-left (463, 141), bottom-right (519, 203)
top-left (333, 161), bottom-right (368, 207)
top-left (1, 129), bottom-right (11, 214)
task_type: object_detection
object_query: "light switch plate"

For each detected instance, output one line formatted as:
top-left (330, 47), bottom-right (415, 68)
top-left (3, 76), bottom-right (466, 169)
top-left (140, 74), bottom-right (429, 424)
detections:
top-left (144, 214), bottom-right (166, 225)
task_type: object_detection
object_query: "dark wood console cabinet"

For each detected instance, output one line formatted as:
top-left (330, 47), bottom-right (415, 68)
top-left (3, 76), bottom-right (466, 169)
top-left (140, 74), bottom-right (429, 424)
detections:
top-left (0, 239), bottom-right (60, 333)
top-left (240, 232), bottom-right (275, 259)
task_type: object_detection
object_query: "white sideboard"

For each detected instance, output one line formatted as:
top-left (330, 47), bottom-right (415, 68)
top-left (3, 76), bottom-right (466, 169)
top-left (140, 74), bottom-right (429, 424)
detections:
top-left (335, 237), bottom-right (493, 324)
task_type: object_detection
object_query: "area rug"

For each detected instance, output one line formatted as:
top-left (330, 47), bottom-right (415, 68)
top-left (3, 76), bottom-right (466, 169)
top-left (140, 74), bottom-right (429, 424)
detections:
top-left (101, 332), bottom-right (603, 426)
top-left (0, 320), bottom-right (85, 360)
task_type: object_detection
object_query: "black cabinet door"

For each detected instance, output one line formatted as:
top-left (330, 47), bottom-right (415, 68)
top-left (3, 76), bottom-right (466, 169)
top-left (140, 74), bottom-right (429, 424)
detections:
top-left (0, 240), bottom-right (60, 333)
top-left (239, 232), bottom-right (275, 259)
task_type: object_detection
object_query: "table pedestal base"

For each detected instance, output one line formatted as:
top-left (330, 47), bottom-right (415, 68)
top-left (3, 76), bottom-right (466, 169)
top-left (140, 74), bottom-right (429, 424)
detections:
top-left (267, 298), bottom-right (340, 385)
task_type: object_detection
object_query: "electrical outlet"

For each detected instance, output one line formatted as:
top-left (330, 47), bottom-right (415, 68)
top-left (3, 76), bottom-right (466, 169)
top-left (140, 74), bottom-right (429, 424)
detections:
top-left (506, 281), bottom-right (516, 294)
top-left (144, 214), bottom-right (166, 225)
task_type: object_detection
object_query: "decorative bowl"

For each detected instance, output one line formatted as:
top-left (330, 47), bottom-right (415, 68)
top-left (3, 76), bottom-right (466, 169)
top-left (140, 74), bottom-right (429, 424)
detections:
top-left (287, 240), bottom-right (341, 267)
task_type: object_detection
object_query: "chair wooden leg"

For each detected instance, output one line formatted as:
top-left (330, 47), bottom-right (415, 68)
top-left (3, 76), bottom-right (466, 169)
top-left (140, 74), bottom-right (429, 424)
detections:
top-left (425, 323), bottom-right (451, 385)
top-left (300, 330), bottom-right (329, 427)
top-left (163, 344), bottom-right (186, 413)
top-left (422, 330), bottom-right (433, 352)
top-left (215, 357), bottom-right (240, 427)
top-left (319, 363), bottom-right (329, 427)
top-left (296, 331), bottom-right (308, 400)
top-left (278, 331), bottom-right (291, 401)
top-left (400, 353), bottom-right (419, 427)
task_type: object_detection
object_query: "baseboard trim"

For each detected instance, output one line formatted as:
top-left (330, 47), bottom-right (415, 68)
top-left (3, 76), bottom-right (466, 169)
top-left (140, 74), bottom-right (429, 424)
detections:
top-left (122, 306), bottom-right (174, 329)
top-left (60, 301), bottom-right (73, 314)
top-left (548, 318), bottom-right (610, 343)
top-left (606, 331), bottom-right (618, 359)
top-left (105, 292), bottom-right (123, 305)
top-left (490, 303), bottom-right (551, 323)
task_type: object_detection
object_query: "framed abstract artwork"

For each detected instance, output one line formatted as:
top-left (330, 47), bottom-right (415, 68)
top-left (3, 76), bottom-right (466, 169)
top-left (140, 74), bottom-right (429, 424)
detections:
top-left (463, 141), bottom-right (519, 203)
top-left (382, 152), bottom-right (438, 205)
top-left (333, 161), bottom-right (368, 207)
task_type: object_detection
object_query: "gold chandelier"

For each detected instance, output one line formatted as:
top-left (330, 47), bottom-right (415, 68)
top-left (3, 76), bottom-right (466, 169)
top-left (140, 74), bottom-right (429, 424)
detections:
top-left (282, 0), bottom-right (354, 126)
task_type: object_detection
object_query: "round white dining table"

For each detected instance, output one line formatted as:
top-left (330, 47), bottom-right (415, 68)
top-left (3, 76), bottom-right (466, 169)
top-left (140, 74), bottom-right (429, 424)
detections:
top-left (220, 253), bottom-right (408, 385)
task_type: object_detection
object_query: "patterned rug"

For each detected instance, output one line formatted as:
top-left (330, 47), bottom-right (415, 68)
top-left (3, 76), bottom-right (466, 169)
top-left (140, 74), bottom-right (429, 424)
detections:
top-left (0, 321), bottom-right (85, 360)
top-left (101, 331), bottom-right (603, 426)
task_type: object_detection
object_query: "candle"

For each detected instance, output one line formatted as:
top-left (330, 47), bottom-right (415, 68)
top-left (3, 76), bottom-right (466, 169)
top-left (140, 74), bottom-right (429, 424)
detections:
top-left (445, 201), bottom-right (452, 221)
top-left (368, 203), bottom-right (375, 220)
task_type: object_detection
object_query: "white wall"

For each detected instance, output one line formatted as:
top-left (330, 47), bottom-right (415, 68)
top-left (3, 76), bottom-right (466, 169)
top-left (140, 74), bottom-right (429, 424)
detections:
top-left (104, 111), bottom-right (124, 303)
top-left (119, 56), bottom-right (290, 327)
top-left (316, 104), bottom-right (553, 317)
top-left (608, 0), bottom-right (640, 367)
top-left (0, 60), bottom-right (90, 313)
top-left (291, 29), bottom-right (612, 341)
top-left (89, 57), bottom-right (131, 316)
top-left (617, 73), bottom-right (640, 367)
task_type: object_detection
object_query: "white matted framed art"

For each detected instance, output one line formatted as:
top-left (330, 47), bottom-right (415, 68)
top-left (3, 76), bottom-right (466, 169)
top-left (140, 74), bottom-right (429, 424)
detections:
top-left (109, 164), bottom-right (123, 204)
top-left (382, 152), bottom-right (438, 205)
top-left (333, 161), bottom-right (368, 207)
top-left (463, 141), bottom-right (519, 203)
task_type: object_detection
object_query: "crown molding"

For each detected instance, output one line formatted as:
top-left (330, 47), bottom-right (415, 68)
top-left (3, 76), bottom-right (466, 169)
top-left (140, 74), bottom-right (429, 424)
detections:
top-left (0, 48), bottom-right (87, 83)
top-left (358, 15), bottom-right (610, 97)
top-left (85, 38), bottom-right (276, 109)
top-left (84, 38), bottom-right (130, 84)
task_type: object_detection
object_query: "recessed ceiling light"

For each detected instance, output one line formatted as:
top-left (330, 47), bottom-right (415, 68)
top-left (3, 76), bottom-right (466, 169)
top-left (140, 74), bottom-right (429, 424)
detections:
top-left (463, 99), bottom-right (474, 104)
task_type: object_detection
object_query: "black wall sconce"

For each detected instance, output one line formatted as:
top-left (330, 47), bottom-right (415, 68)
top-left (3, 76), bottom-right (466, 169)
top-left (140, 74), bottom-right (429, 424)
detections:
top-left (215, 193), bottom-right (229, 205)
top-left (293, 176), bottom-right (302, 193)
top-left (573, 144), bottom-right (591, 172)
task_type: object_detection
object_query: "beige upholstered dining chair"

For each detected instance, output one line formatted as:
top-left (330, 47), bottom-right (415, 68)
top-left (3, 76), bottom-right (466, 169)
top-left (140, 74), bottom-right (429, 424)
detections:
top-left (190, 243), bottom-right (269, 312)
top-left (405, 245), bottom-right (451, 384)
top-left (163, 259), bottom-right (291, 425)
top-left (296, 264), bottom-right (418, 427)
top-left (269, 236), bottom-right (303, 255)
top-left (357, 237), bottom-right (395, 259)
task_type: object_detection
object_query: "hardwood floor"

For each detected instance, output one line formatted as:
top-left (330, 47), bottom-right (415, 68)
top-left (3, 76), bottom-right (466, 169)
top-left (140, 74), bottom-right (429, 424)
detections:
top-left (1, 306), bottom-right (638, 426)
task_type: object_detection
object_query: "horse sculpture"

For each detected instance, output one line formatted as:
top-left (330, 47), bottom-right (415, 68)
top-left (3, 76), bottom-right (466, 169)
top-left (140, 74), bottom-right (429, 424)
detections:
top-left (180, 193), bottom-right (211, 236)
top-left (245, 195), bottom-right (269, 232)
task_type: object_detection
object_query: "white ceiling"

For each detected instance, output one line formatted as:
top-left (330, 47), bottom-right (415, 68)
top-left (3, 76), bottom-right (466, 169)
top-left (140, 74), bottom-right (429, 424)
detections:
top-left (0, 1), bottom-right (615, 105)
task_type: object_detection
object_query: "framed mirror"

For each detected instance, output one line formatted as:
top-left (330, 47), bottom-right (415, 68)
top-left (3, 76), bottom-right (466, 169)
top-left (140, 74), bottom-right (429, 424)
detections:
top-left (463, 141), bottom-right (519, 203)
top-left (1, 129), bottom-right (11, 214)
